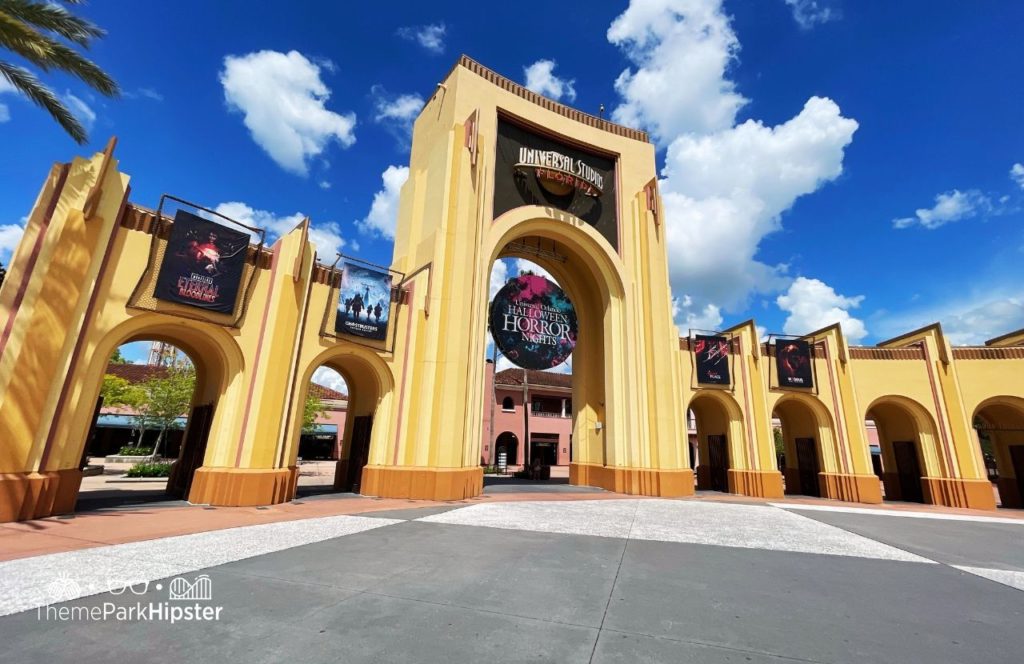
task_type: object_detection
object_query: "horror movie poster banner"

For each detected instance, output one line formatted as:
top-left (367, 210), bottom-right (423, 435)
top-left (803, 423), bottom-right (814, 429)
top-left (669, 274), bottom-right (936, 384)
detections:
top-left (489, 275), bottom-right (577, 371)
top-left (154, 210), bottom-right (249, 313)
top-left (335, 263), bottom-right (393, 341)
top-left (694, 335), bottom-right (731, 385)
top-left (776, 339), bottom-right (814, 389)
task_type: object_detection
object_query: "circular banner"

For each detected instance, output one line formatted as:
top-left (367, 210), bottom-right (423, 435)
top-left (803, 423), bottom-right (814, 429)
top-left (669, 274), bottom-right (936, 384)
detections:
top-left (489, 275), bottom-right (577, 370)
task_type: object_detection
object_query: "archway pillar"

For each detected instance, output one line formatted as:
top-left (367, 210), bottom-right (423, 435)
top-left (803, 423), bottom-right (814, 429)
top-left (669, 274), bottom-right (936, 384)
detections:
top-left (0, 147), bottom-right (129, 521)
top-left (186, 224), bottom-right (318, 507)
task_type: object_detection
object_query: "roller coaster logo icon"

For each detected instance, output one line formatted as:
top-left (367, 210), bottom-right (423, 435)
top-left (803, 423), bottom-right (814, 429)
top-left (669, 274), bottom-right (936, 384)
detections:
top-left (168, 575), bottom-right (213, 601)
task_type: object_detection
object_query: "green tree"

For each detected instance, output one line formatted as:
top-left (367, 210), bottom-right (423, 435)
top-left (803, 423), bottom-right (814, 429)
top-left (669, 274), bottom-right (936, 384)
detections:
top-left (302, 392), bottom-right (326, 434)
top-left (773, 427), bottom-right (784, 456)
top-left (99, 373), bottom-right (143, 408)
top-left (132, 367), bottom-right (195, 458)
top-left (0, 0), bottom-right (119, 143)
top-left (108, 346), bottom-right (129, 364)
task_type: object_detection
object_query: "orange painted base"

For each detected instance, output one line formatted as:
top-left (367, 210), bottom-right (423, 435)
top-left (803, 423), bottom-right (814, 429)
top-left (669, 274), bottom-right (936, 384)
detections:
top-left (820, 472), bottom-right (883, 504)
top-left (0, 469), bottom-right (82, 522)
top-left (187, 466), bottom-right (298, 507)
top-left (728, 469), bottom-right (785, 499)
top-left (570, 463), bottom-right (695, 497)
top-left (923, 477), bottom-right (997, 510)
top-left (360, 465), bottom-right (483, 500)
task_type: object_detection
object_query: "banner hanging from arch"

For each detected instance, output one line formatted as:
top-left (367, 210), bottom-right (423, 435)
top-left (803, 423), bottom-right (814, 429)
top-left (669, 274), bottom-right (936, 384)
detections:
top-left (489, 275), bottom-right (577, 370)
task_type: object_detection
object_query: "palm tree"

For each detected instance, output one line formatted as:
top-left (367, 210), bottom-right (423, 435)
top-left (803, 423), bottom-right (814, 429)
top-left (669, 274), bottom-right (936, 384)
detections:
top-left (0, 0), bottom-right (118, 143)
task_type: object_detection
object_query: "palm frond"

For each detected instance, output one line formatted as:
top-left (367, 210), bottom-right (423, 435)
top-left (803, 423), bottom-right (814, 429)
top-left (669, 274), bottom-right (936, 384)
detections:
top-left (0, 0), bottom-right (104, 46)
top-left (0, 61), bottom-right (86, 142)
top-left (0, 12), bottom-right (117, 96)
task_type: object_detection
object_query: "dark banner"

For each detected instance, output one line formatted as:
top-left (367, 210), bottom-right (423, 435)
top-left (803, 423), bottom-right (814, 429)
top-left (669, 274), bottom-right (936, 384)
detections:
top-left (776, 339), bottom-right (814, 389)
top-left (154, 210), bottom-right (249, 313)
top-left (335, 263), bottom-right (393, 341)
top-left (489, 275), bottom-right (577, 370)
top-left (694, 335), bottom-right (730, 385)
top-left (493, 117), bottom-right (618, 250)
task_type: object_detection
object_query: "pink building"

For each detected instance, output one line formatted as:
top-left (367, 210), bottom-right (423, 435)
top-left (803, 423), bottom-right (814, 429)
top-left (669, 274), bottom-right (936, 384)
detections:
top-left (481, 361), bottom-right (574, 468)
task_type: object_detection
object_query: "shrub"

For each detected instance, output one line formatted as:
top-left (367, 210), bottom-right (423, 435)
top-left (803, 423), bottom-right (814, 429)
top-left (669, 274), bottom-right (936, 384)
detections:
top-left (118, 446), bottom-right (153, 456)
top-left (125, 462), bottom-right (173, 478)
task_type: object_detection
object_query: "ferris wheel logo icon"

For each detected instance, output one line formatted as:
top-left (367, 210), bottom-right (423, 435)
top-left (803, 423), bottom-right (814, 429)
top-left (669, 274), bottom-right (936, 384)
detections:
top-left (168, 575), bottom-right (213, 601)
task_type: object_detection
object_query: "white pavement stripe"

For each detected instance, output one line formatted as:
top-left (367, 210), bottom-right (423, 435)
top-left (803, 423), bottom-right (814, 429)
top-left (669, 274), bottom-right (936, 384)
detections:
top-left (0, 514), bottom-right (401, 617)
top-left (417, 499), bottom-right (934, 563)
top-left (770, 503), bottom-right (1024, 525)
top-left (953, 566), bottom-right (1024, 591)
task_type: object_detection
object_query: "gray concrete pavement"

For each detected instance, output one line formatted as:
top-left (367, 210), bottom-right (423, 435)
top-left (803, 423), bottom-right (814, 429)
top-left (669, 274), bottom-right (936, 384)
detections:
top-left (1, 500), bottom-right (1022, 663)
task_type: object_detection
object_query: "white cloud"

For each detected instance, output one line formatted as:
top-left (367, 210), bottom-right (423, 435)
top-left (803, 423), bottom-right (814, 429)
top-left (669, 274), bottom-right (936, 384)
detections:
top-left (523, 60), bottom-right (577, 102)
top-left (397, 23), bottom-right (446, 54)
top-left (220, 50), bottom-right (356, 176)
top-left (608, 0), bottom-right (748, 145)
top-left (0, 75), bottom-right (14, 122)
top-left (1010, 163), bottom-right (1024, 190)
top-left (319, 181), bottom-right (331, 190)
top-left (63, 92), bottom-right (95, 131)
top-left (489, 260), bottom-right (509, 300)
top-left (662, 96), bottom-right (858, 317)
top-left (892, 189), bottom-right (991, 230)
top-left (0, 104), bottom-right (8, 123)
top-left (675, 295), bottom-right (723, 333)
top-left (371, 85), bottom-right (424, 141)
top-left (124, 87), bottom-right (164, 102)
top-left (607, 1), bottom-right (858, 332)
top-left (784, 0), bottom-right (839, 30)
top-left (312, 366), bottom-right (348, 395)
top-left (356, 165), bottom-right (409, 240)
top-left (0, 221), bottom-right (26, 260)
top-left (777, 277), bottom-right (867, 342)
top-left (941, 298), bottom-right (1024, 345)
top-left (213, 202), bottom-right (346, 258)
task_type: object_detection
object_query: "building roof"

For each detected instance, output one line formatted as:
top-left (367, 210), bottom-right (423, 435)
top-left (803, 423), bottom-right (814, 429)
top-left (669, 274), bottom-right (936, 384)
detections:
top-left (106, 362), bottom-right (347, 400)
top-left (494, 368), bottom-right (572, 389)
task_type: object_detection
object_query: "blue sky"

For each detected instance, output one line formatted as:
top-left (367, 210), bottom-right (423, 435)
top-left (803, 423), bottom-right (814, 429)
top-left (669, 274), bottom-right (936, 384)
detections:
top-left (2, 0), bottom-right (1023, 379)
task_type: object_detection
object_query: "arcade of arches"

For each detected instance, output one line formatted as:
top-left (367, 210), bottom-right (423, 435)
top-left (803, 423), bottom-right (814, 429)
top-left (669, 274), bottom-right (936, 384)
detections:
top-left (1, 56), bottom-right (1023, 522)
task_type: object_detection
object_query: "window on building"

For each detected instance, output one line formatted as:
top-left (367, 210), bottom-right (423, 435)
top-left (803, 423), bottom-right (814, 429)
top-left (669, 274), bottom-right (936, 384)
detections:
top-left (501, 396), bottom-right (515, 411)
top-left (531, 397), bottom-right (562, 417)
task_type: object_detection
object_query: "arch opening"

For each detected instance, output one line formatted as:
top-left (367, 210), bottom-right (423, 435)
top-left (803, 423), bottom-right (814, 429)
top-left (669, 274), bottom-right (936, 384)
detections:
top-left (865, 397), bottom-right (938, 504)
top-left (482, 222), bottom-right (615, 488)
top-left (772, 397), bottom-right (830, 498)
top-left (689, 392), bottom-right (742, 493)
top-left (290, 346), bottom-right (393, 497)
top-left (973, 397), bottom-right (1024, 509)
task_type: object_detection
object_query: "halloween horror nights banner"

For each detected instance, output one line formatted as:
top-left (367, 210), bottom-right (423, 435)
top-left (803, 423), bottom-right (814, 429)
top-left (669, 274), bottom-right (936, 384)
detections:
top-left (335, 263), bottom-right (393, 341)
top-left (776, 339), bottom-right (814, 389)
top-left (489, 275), bottom-right (577, 371)
top-left (694, 335), bottom-right (731, 385)
top-left (154, 210), bottom-right (249, 313)
top-left (493, 117), bottom-right (618, 250)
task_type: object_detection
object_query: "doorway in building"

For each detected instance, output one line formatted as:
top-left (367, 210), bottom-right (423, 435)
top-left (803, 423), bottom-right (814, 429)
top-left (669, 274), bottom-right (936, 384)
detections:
top-left (794, 438), bottom-right (821, 498)
top-left (708, 434), bottom-right (729, 492)
top-left (347, 416), bottom-right (373, 493)
top-left (772, 397), bottom-right (831, 498)
top-left (892, 440), bottom-right (924, 503)
top-left (866, 397), bottom-right (938, 504)
top-left (972, 398), bottom-right (1024, 508)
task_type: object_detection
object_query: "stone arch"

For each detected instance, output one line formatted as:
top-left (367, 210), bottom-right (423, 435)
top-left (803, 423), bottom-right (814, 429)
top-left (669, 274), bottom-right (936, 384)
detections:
top-left (484, 206), bottom-right (627, 477)
top-left (865, 395), bottom-right (942, 503)
top-left (971, 396), bottom-right (1024, 508)
top-left (290, 342), bottom-right (395, 493)
top-left (688, 390), bottom-right (745, 492)
top-left (495, 431), bottom-right (519, 466)
top-left (772, 394), bottom-right (837, 497)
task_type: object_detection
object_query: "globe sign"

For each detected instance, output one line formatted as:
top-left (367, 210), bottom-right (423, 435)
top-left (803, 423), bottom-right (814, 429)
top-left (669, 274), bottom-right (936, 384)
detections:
top-left (489, 275), bottom-right (577, 370)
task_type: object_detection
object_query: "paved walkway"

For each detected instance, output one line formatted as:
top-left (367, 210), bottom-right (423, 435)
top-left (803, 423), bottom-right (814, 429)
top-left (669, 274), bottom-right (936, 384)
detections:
top-left (1, 496), bottom-right (1022, 663)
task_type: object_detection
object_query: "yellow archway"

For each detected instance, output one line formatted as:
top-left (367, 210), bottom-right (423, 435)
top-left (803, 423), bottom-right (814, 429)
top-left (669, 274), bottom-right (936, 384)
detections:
top-left (866, 395), bottom-right (943, 503)
top-left (689, 390), bottom-right (745, 492)
top-left (772, 394), bottom-right (837, 497)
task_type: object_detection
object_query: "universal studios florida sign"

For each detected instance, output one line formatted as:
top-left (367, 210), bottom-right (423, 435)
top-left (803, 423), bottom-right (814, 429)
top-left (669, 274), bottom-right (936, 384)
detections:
top-left (516, 147), bottom-right (605, 197)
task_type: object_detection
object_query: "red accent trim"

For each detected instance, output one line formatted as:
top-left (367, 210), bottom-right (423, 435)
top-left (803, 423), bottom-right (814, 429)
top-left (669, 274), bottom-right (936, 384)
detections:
top-left (392, 282), bottom-right (415, 465)
top-left (38, 184), bottom-right (130, 471)
top-left (0, 164), bottom-right (70, 359)
top-left (235, 244), bottom-right (281, 467)
top-left (921, 341), bottom-right (958, 478)
top-left (738, 338), bottom-right (757, 469)
top-left (822, 341), bottom-right (849, 474)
